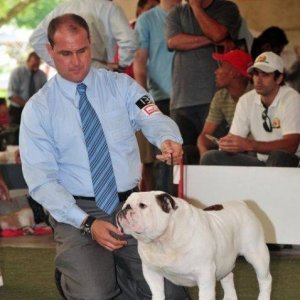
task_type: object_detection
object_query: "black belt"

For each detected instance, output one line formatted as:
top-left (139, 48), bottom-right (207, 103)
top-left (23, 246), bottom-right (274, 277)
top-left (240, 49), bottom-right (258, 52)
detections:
top-left (74, 186), bottom-right (139, 203)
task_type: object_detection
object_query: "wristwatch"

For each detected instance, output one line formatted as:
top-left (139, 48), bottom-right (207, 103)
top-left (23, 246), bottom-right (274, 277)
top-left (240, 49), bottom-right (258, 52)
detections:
top-left (80, 216), bottom-right (96, 236)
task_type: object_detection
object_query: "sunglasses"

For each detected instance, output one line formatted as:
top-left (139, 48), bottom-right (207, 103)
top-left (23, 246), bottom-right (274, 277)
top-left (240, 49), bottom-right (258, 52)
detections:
top-left (261, 108), bottom-right (273, 132)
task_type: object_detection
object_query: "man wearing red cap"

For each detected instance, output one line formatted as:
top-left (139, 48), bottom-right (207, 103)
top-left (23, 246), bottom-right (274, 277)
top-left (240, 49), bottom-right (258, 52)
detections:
top-left (197, 49), bottom-right (253, 157)
top-left (200, 51), bottom-right (300, 167)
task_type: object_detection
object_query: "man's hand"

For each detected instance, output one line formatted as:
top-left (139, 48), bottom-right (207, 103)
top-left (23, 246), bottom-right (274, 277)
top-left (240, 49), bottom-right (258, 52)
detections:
top-left (219, 134), bottom-right (253, 153)
top-left (91, 219), bottom-right (127, 252)
top-left (156, 140), bottom-right (183, 164)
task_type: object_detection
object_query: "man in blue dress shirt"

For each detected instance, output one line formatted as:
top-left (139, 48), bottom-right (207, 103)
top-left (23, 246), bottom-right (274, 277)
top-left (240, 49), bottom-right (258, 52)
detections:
top-left (19, 13), bottom-right (187, 300)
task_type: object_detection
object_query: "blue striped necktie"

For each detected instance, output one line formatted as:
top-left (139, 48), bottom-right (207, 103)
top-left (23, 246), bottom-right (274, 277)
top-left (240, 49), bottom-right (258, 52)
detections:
top-left (77, 83), bottom-right (119, 214)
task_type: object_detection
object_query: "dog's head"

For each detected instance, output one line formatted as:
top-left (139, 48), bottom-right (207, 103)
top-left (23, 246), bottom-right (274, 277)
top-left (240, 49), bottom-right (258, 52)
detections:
top-left (116, 191), bottom-right (178, 243)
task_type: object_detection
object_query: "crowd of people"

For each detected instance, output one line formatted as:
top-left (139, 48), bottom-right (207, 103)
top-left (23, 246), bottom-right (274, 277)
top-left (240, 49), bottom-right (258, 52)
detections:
top-left (0, 0), bottom-right (300, 299)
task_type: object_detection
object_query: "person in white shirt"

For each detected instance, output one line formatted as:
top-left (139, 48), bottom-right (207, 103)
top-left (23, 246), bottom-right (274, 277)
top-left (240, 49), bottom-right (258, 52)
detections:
top-left (29, 0), bottom-right (137, 70)
top-left (200, 51), bottom-right (300, 167)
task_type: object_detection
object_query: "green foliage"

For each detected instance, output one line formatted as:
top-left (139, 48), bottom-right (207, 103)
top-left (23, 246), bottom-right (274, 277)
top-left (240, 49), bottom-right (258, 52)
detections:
top-left (0, 0), bottom-right (64, 29)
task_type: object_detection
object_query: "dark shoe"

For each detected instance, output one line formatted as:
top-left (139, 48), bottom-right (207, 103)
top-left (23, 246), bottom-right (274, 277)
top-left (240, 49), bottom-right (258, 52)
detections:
top-left (55, 268), bottom-right (67, 299)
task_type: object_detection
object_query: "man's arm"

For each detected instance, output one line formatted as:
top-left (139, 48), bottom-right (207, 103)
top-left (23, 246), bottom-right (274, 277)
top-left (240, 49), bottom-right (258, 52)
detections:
top-left (20, 101), bottom-right (87, 229)
top-left (30, 18), bottom-right (54, 67)
top-left (189, 0), bottom-right (229, 43)
top-left (7, 69), bottom-right (27, 106)
top-left (9, 96), bottom-right (26, 107)
top-left (197, 121), bottom-right (219, 155)
top-left (109, 4), bottom-right (137, 67)
top-left (219, 134), bottom-right (300, 154)
top-left (167, 33), bottom-right (212, 51)
top-left (133, 48), bottom-right (148, 89)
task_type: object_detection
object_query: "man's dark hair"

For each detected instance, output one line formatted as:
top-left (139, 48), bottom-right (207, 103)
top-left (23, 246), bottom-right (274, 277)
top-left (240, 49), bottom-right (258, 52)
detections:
top-left (27, 51), bottom-right (40, 62)
top-left (48, 13), bottom-right (90, 47)
top-left (137, 0), bottom-right (160, 8)
top-left (251, 26), bottom-right (289, 59)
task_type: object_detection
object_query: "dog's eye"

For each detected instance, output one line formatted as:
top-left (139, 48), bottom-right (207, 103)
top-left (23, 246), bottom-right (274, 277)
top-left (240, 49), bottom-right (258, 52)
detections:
top-left (139, 203), bottom-right (147, 209)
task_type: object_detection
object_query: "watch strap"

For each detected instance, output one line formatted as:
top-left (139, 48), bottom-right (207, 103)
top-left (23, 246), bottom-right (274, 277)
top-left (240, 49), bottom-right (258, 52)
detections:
top-left (80, 216), bottom-right (96, 236)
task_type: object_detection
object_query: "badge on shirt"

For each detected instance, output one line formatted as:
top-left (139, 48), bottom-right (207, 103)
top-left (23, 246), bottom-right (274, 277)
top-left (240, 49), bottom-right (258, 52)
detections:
top-left (272, 117), bottom-right (281, 128)
top-left (136, 95), bottom-right (160, 116)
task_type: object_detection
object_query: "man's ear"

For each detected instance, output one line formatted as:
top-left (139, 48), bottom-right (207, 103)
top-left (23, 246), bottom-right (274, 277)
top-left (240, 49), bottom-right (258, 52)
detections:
top-left (276, 73), bottom-right (284, 85)
top-left (46, 43), bottom-right (53, 57)
top-left (155, 193), bottom-right (178, 213)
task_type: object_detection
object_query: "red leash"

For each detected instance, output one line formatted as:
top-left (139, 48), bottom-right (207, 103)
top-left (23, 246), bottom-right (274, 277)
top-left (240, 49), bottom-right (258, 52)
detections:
top-left (177, 158), bottom-right (184, 198)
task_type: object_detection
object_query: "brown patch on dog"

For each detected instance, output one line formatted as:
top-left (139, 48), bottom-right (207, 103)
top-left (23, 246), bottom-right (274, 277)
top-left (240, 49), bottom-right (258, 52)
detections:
top-left (204, 204), bottom-right (224, 211)
top-left (156, 193), bottom-right (178, 213)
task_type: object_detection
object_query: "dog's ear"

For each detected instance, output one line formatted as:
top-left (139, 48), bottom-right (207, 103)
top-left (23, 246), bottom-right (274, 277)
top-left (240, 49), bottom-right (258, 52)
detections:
top-left (155, 193), bottom-right (178, 213)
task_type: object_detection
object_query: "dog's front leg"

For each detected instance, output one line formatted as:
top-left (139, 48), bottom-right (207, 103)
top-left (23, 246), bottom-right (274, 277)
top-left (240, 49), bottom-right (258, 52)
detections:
top-left (197, 264), bottom-right (216, 300)
top-left (142, 264), bottom-right (165, 300)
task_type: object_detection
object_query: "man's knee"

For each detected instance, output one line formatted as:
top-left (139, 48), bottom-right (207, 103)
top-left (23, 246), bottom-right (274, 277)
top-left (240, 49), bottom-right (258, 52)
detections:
top-left (266, 150), bottom-right (300, 167)
top-left (61, 271), bottom-right (118, 300)
top-left (200, 150), bottom-right (221, 165)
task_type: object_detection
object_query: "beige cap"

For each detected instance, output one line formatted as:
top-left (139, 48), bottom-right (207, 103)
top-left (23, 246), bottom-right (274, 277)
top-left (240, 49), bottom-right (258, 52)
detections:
top-left (248, 51), bottom-right (284, 74)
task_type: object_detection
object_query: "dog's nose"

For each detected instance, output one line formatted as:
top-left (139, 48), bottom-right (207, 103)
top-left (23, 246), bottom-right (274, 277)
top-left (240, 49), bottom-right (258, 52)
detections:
top-left (124, 204), bottom-right (131, 210)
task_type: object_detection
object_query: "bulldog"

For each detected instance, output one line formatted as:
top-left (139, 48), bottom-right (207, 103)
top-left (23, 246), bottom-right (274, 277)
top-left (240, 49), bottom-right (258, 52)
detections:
top-left (117, 191), bottom-right (272, 300)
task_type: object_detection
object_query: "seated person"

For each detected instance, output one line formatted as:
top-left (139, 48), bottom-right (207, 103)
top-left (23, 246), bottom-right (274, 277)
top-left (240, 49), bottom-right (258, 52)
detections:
top-left (251, 26), bottom-right (288, 59)
top-left (286, 44), bottom-right (300, 93)
top-left (0, 150), bottom-right (48, 232)
top-left (200, 51), bottom-right (300, 167)
top-left (197, 49), bottom-right (253, 156)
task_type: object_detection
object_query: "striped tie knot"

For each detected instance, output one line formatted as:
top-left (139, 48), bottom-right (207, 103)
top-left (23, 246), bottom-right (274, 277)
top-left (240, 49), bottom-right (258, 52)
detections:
top-left (77, 83), bottom-right (87, 95)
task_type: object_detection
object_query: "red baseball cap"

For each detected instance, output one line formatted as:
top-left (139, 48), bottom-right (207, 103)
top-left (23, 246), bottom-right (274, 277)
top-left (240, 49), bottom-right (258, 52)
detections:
top-left (212, 50), bottom-right (253, 78)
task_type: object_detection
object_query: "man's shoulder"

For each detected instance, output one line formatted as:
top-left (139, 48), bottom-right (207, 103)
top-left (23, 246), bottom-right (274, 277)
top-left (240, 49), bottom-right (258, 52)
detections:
top-left (237, 89), bottom-right (258, 106)
top-left (214, 88), bottom-right (230, 99)
top-left (168, 3), bottom-right (188, 17)
top-left (279, 85), bottom-right (300, 98)
top-left (138, 6), bottom-right (162, 24)
top-left (12, 65), bottom-right (26, 74)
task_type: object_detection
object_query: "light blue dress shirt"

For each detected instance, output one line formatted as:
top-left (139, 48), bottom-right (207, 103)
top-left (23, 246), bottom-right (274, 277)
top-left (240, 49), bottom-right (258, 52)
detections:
top-left (20, 68), bottom-right (182, 228)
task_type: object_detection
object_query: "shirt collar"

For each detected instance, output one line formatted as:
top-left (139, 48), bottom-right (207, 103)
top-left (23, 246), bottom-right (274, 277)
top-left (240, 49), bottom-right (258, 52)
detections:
top-left (254, 86), bottom-right (283, 109)
top-left (55, 68), bottom-right (95, 107)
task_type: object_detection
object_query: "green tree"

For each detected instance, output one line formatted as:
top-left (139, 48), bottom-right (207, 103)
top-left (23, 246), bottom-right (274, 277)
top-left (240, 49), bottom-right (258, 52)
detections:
top-left (0, 0), bottom-right (63, 28)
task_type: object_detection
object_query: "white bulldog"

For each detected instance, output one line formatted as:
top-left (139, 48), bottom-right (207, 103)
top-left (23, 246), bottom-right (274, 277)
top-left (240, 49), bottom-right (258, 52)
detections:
top-left (117, 191), bottom-right (272, 300)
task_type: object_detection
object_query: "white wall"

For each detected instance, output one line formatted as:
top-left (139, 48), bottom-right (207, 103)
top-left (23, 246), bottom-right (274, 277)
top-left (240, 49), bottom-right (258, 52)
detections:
top-left (181, 166), bottom-right (300, 245)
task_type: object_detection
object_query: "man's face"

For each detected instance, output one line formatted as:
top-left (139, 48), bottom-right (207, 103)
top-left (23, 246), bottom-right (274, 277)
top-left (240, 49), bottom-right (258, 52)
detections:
top-left (27, 56), bottom-right (41, 72)
top-left (46, 26), bottom-right (92, 83)
top-left (214, 61), bottom-right (236, 89)
top-left (252, 69), bottom-right (282, 97)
